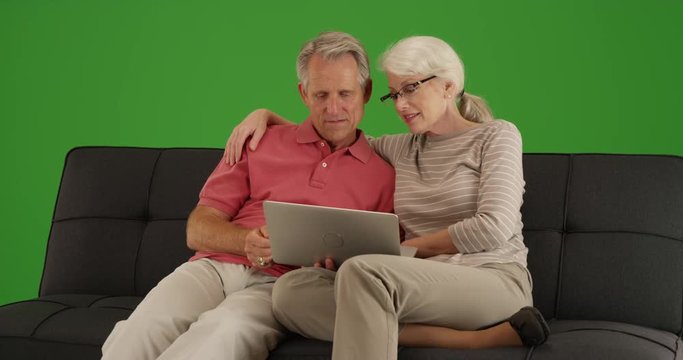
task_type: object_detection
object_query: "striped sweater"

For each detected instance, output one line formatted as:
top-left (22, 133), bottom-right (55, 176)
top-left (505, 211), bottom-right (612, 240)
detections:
top-left (370, 120), bottom-right (528, 268)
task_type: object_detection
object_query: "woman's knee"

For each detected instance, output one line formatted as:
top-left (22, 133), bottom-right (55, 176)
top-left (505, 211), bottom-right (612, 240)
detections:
top-left (337, 254), bottom-right (388, 281)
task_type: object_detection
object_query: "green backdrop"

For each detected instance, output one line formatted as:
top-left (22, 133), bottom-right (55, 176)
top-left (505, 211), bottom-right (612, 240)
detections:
top-left (1, 0), bottom-right (682, 306)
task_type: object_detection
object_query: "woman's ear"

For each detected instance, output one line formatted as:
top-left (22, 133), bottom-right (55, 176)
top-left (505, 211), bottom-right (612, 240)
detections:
top-left (444, 81), bottom-right (457, 99)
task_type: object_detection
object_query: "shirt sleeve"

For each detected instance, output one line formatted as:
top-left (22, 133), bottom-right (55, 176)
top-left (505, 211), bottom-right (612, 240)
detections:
top-left (197, 146), bottom-right (251, 218)
top-left (366, 134), bottom-right (406, 167)
top-left (448, 122), bottom-right (525, 254)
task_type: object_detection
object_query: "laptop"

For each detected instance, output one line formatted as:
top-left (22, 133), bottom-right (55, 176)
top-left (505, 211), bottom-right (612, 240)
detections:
top-left (263, 200), bottom-right (417, 266)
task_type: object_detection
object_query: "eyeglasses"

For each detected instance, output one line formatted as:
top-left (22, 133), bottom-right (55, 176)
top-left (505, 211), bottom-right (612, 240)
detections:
top-left (380, 75), bottom-right (437, 103)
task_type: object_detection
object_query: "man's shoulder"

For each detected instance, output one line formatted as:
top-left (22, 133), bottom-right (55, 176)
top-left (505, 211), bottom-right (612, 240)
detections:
top-left (365, 147), bottom-right (396, 173)
top-left (258, 123), bottom-right (300, 144)
top-left (265, 123), bottom-right (299, 135)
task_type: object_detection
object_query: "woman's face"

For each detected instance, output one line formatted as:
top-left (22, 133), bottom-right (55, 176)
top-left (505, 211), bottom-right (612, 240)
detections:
top-left (385, 73), bottom-right (449, 134)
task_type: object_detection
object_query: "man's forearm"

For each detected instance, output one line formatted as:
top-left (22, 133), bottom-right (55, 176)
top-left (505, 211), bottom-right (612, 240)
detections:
top-left (186, 205), bottom-right (251, 255)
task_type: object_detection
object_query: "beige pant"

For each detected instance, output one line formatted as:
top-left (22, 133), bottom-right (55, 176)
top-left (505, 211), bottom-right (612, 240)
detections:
top-left (102, 259), bottom-right (284, 360)
top-left (272, 254), bottom-right (532, 360)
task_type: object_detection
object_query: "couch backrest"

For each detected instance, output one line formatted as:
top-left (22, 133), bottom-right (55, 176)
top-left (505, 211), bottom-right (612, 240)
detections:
top-left (523, 154), bottom-right (683, 334)
top-left (40, 148), bottom-right (683, 334)
top-left (41, 147), bottom-right (222, 297)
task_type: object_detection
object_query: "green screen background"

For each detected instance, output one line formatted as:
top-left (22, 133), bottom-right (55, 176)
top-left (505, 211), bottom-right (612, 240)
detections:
top-left (1, 0), bottom-right (682, 305)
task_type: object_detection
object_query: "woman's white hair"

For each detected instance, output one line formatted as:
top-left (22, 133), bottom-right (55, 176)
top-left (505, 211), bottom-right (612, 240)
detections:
top-left (296, 31), bottom-right (370, 92)
top-left (380, 36), bottom-right (493, 123)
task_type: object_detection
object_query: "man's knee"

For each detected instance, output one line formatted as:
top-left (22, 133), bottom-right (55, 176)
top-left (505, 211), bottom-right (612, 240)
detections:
top-left (273, 268), bottom-right (334, 323)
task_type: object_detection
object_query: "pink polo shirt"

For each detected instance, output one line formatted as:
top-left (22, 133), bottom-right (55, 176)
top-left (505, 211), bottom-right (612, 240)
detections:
top-left (191, 119), bottom-right (395, 277)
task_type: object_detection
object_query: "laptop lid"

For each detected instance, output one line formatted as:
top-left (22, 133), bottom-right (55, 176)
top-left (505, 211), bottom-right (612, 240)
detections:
top-left (263, 200), bottom-right (407, 267)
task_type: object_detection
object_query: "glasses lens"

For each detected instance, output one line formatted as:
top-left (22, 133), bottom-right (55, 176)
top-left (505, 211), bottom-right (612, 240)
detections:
top-left (402, 84), bottom-right (419, 96)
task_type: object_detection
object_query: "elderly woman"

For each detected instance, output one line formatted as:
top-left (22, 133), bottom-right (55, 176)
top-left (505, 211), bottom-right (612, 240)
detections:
top-left (226, 35), bottom-right (549, 358)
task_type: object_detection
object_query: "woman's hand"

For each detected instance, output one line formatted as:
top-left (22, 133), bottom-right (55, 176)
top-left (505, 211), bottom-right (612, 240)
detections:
top-left (402, 229), bottom-right (459, 258)
top-left (224, 109), bottom-right (292, 165)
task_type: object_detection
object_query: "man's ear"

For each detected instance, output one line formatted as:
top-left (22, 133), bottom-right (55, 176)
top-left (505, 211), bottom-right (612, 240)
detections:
top-left (298, 83), bottom-right (308, 105)
top-left (363, 79), bottom-right (373, 104)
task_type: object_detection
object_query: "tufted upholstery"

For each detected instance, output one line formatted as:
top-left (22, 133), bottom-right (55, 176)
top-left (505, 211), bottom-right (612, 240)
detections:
top-left (1, 147), bottom-right (682, 359)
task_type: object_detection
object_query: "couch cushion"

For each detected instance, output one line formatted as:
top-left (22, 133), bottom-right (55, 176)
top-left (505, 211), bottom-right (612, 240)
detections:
top-left (530, 319), bottom-right (681, 360)
top-left (520, 154), bottom-right (570, 321)
top-left (0, 295), bottom-right (139, 347)
top-left (42, 219), bottom-right (145, 296)
top-left (523, 230), bottom-right (562, 319)
top-left (559, 232), bottom-right (683, 333)
top-left (40, 147), bottom-right (222, 298)
top-left (267, 335), bottom-right (532, 360)
top-left (555, 155), bottom-right (683, 333)
top-left (566, 155), bottom-right (683, 240)
top-left (0, 338), bottom-right (101, 360)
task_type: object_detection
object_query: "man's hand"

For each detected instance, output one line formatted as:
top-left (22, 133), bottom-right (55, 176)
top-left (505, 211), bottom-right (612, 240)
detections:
top-left (245, 226), bottom-right (273, 268)
top-left (314, 257), bottom-right (338, 271)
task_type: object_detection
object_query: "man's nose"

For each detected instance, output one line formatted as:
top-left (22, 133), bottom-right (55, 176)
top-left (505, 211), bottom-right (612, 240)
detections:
top-left (326, 95), bottom-right (340, 114)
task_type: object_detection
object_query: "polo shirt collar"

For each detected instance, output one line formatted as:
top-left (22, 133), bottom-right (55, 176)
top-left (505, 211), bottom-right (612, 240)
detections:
top-left (296, 118), bottom-right (373, 164)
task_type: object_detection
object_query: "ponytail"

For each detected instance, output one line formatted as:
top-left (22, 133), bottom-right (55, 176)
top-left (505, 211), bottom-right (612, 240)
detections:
top-left (459, 92), bottom-right (493, 123)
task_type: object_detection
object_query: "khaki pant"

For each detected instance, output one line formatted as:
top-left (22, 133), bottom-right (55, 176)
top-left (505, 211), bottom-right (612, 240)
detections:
top-left (272, 254), bottom-right (532, 360)
top-left (102, 259), bottom-right (284, 360)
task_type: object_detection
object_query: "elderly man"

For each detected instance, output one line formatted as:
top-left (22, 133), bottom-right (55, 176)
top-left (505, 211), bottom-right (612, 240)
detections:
top-left (101, 31), bottom-right (395, 360)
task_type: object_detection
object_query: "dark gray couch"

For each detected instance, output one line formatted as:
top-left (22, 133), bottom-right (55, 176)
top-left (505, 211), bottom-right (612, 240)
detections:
top-left (1, 146), bottom-right (682, 359)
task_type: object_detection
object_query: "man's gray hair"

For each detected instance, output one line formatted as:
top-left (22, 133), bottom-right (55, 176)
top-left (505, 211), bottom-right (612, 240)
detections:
top-left (296, 31), bottom-right (370, 92)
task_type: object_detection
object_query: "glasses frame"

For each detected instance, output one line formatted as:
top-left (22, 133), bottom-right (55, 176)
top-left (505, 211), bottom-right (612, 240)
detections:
top-left (380, 75), bottom-right (437, 103)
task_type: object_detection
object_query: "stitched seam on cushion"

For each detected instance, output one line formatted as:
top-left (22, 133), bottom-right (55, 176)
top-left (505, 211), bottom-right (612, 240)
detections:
top-left (92, 305), bottom-right (136, 311)
top-left (555, 327), bottom-right (676, 353)
top-left (559, 230), bottom-right (680, 242)
top-left (53, 216), bottom-right (147, 223)
top-left (525, 346), bottom-right (535, 360)
top-left (555, 154), bottom-right (572, 319)
top-left (39, 148), bottom-right (78, 297)
top-left (679, 280), bottom-right (683, 337)
top-left (28, 306), bottom-right (71, 337)
top-left (525, 228), bottom-right (679, 243)
top-left (0, 335), bottom-right (102, 347)
top-left (0, 299), bottom-right (67, 307)
top-left (86, 295), bottom-right (114, 307)
top-left (133, 149), bottom-right (163, 296)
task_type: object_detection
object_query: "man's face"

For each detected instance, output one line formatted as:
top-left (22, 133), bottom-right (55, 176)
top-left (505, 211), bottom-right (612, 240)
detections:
top-left (299, 53), bottom-right (371, 151)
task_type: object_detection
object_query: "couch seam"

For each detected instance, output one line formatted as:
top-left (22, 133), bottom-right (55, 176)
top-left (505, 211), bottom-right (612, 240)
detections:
top-left (554, 154), bottom-right (572, 320)
top-left (90, 305), bottom-right (137, 311)
top-left (28, 306), bottom-right (71, 337)
top-left (0, 335), bottom-right (102, 347)
top-left (53, 216), bottom-right (187, 223)
top-left (38, 148), bottom-right (75, 297)
top-left (132, 149), bottom-right (163, 296)
top-left (86, 295), bottom-right (114, 307)
top-left (554, 327), bottom-right (676, 353)
top-left (679, 279), bottom-right (683, 337)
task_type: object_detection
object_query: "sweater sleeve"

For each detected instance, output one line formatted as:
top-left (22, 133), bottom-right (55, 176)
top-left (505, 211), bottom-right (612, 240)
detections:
top-left (448, 122), bottom-right (525, 254)
top-left (366, 134), bottom-right (409, 167)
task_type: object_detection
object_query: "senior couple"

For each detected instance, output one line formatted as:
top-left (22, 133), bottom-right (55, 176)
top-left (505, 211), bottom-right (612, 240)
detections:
top-left (102, 31), bottom-right (549, 360)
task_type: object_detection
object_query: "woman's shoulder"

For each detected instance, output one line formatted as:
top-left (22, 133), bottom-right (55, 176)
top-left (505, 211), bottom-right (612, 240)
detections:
top-left (478, 119), bottom-right (522, 140)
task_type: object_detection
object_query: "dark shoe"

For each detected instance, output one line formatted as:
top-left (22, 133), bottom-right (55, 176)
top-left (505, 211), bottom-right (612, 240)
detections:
top-left (508, 306), bottom-right (550, 346)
